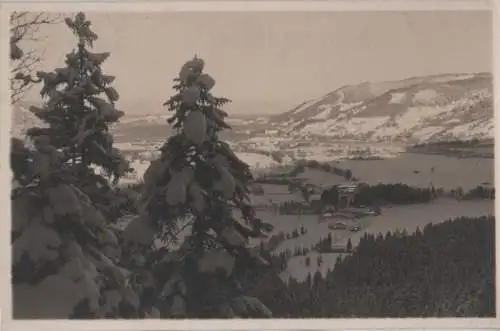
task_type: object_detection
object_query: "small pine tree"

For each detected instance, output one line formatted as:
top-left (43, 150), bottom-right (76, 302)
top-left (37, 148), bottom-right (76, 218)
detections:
top-left (327, 232), bottom-right (333, 246)
top-left (345, 169), bottom-right (352, 181)
top-left (334, 255), bottom-right (342, 268)
top-left (346, 238), bottom-right (353, 252)
top-left (312, 270), bottom-right (322, 288)
top-left (317, 254), bottom-right (323, 267)
top-left (127, 56), bottom-right (274, 318)
top-left (11, 12), bottom-right (137, 318)
top-left (306, 273), bottom-right (312, 288)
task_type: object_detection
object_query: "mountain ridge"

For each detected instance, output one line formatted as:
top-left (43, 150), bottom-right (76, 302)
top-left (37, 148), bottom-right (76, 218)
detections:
top-left (11, 72), bottom-right (493, 145)
top-left (260, 72), bottom-right (493, 144)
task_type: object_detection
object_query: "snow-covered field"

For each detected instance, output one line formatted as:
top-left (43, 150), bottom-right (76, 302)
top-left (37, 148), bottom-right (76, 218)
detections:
top-left (413, 89), bottom-right (439, 103)
top-left (389, 92), bottom-right (406, 104)
top-left (236, 152), bottom-right (279, 169)
top-left (262, 199), bottom-right (494, 282)
top-left (121, 152), bottom-right (280, 183)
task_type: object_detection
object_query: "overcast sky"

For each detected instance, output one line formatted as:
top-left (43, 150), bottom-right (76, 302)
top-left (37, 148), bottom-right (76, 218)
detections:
top-left (23, 10), bottom-right (492, 115)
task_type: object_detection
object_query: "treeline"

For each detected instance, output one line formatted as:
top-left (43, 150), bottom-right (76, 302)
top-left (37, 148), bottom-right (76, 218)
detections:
top-left (293, 159), bottom-right (354, 181)
top-left (256, 159), bottom-right (355, 185)
top-left (119, 181), bottom-right (493, 224)
top-left (250, 216), bottom-right (495, 318)
top-left (407, 139), bottom-right (494, 158)
top-left (354, 183), bottom-right (433, 205)
top-left (411, 138), bottom-right (492, 149)
top-left (463, 185), bottom-right (495, 200)
top-left (321, 183), bottom-right (495, 209)
top-left (321, 183), bottom-right (434, 207)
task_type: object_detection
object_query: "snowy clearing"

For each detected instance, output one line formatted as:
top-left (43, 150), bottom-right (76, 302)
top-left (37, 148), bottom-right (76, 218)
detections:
top-left (389, 92), bottom-right (406, 104)
top-left (343, 116), bottom-right (391, 134)
top-left (123, 152), bottom-right (280, 183)
top-left (235, 153), bottom-right (279, 169)
top-left (413, 89), bottom-right (439, 103)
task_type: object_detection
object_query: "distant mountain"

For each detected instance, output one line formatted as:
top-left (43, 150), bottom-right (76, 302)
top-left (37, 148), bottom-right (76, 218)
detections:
top-left (11, 72), bottom-right (493, 145)
top-left (258, 72), bottom-right (493, 144)
top-left (10, 101), bottom-right (250, 143)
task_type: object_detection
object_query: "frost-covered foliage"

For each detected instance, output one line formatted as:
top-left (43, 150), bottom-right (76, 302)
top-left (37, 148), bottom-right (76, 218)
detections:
top-left (124, 56), bottom-right (275, 318)
top-left (11, 12), bottom-right (138, 319)
top-left (24, 12), bottom-right (130, 184)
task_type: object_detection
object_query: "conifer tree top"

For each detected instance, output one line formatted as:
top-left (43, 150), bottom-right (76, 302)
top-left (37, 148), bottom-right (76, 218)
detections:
top-left (25, 11), bottom-right (130, 184)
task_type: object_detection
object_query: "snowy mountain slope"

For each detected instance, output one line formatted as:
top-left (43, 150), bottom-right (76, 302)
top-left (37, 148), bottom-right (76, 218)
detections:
top-left (12, 72), bottom-right (493, 145)
top-left (265, 72), bottom-right (493, 144)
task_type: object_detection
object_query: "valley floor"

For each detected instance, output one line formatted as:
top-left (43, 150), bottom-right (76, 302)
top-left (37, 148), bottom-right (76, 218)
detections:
top-left (255, 198), bottom-right (494, 282)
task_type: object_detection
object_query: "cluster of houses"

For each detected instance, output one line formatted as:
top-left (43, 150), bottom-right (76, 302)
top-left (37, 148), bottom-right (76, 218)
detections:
top-left (249, 181), bottom-right (374, 215)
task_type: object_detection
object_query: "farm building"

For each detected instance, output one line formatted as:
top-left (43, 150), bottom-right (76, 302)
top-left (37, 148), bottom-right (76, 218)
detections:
top-left (336, 183), bottom-right (359, 209)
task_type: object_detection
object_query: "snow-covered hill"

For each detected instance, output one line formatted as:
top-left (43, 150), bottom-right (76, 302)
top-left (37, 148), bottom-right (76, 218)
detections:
top-left (261, 72), bottom-right (493, 144)
top-left (11, 72), bottom-right (493, 145)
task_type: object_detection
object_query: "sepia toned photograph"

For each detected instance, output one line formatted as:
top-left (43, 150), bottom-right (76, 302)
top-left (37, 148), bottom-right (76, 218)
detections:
top-left (7, 4), bottom-right (495, 323)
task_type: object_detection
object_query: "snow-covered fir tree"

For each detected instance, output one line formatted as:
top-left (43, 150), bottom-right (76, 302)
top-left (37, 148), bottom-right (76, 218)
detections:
top-left (123, 56), bottom-right (275, 318)
top-left (11, 12), bottom-right (139, 318)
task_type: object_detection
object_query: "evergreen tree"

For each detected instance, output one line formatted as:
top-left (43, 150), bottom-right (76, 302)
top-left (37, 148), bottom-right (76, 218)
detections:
top-left (327, 232), bottom-right (333, 247)
top-left (11, 12), bottom-right (137, 318)
top-left (24, 13), bottom-right (130, 185)
top-left (305, 273), bottom-right (312, 288)
top-left (301, 186), bottom-right (311, 202)
top-left (334, 255), bottom-right (343, 268)
top-left (345, 169), bottom-right (352, 181)
top-left (125, 56), bottom-right (274, 318)
top-left (317, 254), bottom-right (323, 267)
top-left (312, 270), bottom-right (323, 289)
top-left (346, 238), bottom-right (353, 252)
